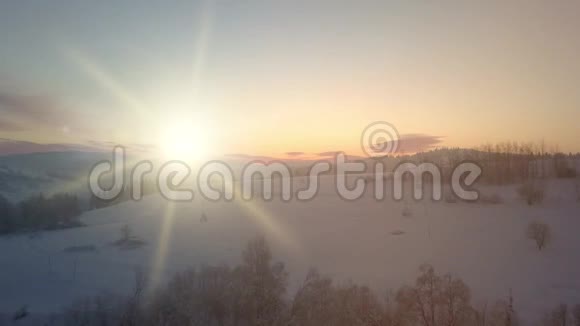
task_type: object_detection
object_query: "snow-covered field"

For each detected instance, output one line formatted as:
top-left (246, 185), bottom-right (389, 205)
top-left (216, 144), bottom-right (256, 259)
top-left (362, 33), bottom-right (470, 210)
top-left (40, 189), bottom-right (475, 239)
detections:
top-left (1, 177), bottom-right (579, 324)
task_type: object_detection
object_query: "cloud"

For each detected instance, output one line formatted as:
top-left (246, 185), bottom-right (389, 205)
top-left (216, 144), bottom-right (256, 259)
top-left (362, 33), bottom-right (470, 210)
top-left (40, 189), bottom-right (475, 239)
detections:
top-left (312, 151), bottom-right (368, 161)
top-left (316, 151), bottom-right (342, 157)
top-left (87, 140), bottom-right (118, 147)
top-left (314, 134), bottom-right (443, 158)
top-left (0, 138), bottom-right (102, 156)
top-left (285, 151), bottom-right (304, 157)
top-left (395, 134), bottom-right (444, 153)
top-left (0, 91), bottom-right (80, 132)
top-left (0, 138), bottom-right (159, 156)
top-left (0, 119), bottom-right (23, 131)
top-left (224, 153), bottom-right (281, 161)
top-left (85, 140), bottom-right (158, 153)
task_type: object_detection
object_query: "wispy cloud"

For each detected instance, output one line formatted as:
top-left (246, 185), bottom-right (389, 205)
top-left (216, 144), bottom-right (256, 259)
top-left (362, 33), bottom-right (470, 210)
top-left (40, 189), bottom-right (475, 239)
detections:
top-left (314, 134), bottom-right (443, 158)
top-left (0, 91), bottom-right (80, 132)
top-left (0, 119), bottom-right (23, 131)
top-left (0, 138), bottom-right (102, 156)
top-left (313, 151), bottom-right (368, 160)
top-left (86, 140), bottom-right (118, 147)
top-left (285, 151), bottom-right (304, 157)
top-left (86, 140), bottom-right (158, 153)
top-left (316, 151), bottom-right (342, 157)
top-left (383, 133), bottom-right (444, 154)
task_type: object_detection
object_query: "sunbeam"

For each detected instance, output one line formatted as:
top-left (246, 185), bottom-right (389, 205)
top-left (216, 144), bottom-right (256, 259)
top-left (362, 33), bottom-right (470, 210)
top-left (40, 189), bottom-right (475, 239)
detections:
top-left (64, 49), bottom-right (155, 124)
top-left (147, 201), bottom-right (176, 294)
top-left (232, 186), bottom-right (301, 255)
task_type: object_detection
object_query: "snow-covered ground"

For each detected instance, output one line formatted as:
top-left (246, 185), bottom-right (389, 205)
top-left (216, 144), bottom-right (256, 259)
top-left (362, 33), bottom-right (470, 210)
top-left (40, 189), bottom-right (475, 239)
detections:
top-left (1, 177), bottom-right (579, 324)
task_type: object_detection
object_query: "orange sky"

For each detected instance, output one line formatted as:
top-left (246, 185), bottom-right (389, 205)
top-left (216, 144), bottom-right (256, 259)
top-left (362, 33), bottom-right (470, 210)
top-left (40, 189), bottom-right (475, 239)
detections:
top-left (0, 2), bottom-right (579, 157)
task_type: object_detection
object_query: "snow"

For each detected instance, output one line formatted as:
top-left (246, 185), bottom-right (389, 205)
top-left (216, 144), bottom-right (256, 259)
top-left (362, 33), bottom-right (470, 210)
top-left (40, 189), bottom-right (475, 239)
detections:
top-left (0, 177), bottom-right (579, 324)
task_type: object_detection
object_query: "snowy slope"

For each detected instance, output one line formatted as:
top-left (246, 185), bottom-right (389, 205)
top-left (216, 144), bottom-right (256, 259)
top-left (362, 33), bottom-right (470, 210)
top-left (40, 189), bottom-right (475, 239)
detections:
top-left (0, 177), bottom-right (579, 324)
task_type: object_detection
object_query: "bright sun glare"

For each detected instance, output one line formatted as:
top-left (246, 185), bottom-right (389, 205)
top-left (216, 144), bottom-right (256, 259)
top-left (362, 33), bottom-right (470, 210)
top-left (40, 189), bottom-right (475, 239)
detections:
top-left (160, 122), bottom-right (209, 161)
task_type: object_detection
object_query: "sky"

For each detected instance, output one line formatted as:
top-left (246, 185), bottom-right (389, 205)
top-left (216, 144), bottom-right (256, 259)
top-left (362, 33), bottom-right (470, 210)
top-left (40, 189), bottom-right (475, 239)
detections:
top-left (0, 1), bottom-right (579, 158)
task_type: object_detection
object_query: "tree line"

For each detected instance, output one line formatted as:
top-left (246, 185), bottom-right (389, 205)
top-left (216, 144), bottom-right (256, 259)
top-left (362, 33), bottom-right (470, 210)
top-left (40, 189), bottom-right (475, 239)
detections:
top-left (50, 236), bottom-right (579, 326)
top-left (292, 141), bottom-right (578, 186)
top-left (0, 192), bottom-right (81, 234)
top-left (0, 178), bottom-right (161, 235)
top-left (89, 179), bottom-right (159, 210)
top-left (396, 141), bottom-right (578, 185)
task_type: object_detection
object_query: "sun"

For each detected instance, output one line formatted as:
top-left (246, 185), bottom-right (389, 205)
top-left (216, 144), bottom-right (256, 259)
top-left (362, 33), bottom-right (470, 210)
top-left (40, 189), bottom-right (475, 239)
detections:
top-left (160, 121), bottom-right (209, 161)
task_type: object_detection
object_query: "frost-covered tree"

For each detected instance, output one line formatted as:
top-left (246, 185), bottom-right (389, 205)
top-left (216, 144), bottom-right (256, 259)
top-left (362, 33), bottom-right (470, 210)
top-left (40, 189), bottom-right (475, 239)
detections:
top-left (235, 236), bottom-right (288, 326)
top-left (289, 269), bottom-right (387, 326)
top-left (396, 264), bottom-right (475, 326)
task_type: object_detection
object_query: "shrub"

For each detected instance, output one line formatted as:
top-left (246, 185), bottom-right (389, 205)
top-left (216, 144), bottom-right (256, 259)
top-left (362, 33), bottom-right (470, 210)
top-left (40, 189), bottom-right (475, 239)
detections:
top-left (12, 305), bottom-right (28, 322)
top-left (113, 224), bottom-right (146, 250)
top-left (526, 221), bottom-right (551, 251)
top-left (517, 182), bottom-right (545, 205)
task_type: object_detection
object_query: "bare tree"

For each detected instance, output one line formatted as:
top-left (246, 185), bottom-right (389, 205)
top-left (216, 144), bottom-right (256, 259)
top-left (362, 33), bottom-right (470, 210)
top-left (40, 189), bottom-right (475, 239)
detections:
top-left (62, 292), bottom-right (127, 326)
top-left (439, 274), bottom-right (473, 326)
top-left (289, 269), bottom-right (336, 326)
top-left (542, 304), bottom-right (570, 326)
top-left (236, 236), bottom-right (288, 326)
top-left (526, 222), bottom-right (551, 251)
top-left (143, 236), bottom-right (289, 326)
top-left (482, 292), bottom-right (519, 326)
top-left (396, 264), bottom-right (475, 326)
top-left (119, 268), bottom-right (147, 326)
top-left (290, 268), bottom-right (390, 326)
top-left (396, 264), bottom-right (440, 326)
top-left (517, 182), bottom-right (545, 205)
